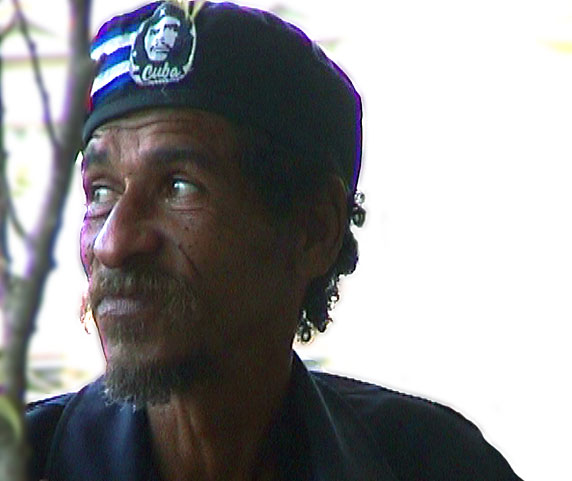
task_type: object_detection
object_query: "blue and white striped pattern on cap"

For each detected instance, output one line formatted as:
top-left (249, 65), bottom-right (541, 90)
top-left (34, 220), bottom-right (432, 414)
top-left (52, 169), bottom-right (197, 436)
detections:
top-left (89, 4), bottom-right (157, 102)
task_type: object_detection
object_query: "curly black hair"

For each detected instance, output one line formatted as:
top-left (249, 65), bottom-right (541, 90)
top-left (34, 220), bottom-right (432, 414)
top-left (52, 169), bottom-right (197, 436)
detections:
top-left (238, 126), bottom-right (365, 342)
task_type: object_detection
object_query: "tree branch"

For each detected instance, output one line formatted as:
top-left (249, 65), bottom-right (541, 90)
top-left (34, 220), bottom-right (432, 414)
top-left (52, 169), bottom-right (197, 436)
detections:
top-left (0, 38), bottom-right (9, 302)
top-left (0, 14), bottom-right (18, 42)
top-left (11, 0), bottom-right (61, 153)
top-left (0, 1), bottom-right (93, 478)
top-left (0, 174), bottom-right (26, 241)
top-left (4, 0), bottom-right (93, 403)
top-left (0, 25), bottom-right (26, 298)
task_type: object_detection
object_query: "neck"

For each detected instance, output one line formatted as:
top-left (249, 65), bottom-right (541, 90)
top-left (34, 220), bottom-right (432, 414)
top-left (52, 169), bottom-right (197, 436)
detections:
top-left (148, 348), bottom-right (294, 481)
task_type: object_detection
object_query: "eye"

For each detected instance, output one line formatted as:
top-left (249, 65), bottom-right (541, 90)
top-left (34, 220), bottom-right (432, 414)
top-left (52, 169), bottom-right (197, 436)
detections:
top-left (91, 185), bottom-right (115, 204)
top-left (165, 177), bottom-right (203, 208)
top-left (170, 178), bottom-right (199, 197)
top-left (85, 184), bottom-right (119, 218)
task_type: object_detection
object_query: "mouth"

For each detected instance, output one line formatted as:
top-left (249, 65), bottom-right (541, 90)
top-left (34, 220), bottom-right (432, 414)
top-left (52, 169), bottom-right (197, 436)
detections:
top-left (95, 296), bottom-right (160, 345)
top-left (86, 267), bottom-right (196, 339)
top-left (96, 296), bottom-right (151, 319)
top-left (151, 46), bottom-right (169, 54)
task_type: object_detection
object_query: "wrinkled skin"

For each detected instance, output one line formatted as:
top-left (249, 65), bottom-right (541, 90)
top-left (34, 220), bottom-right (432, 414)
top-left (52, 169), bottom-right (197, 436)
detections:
top-left (79, 108), bottom-right (347, 480)
top-left (80, 109), bottom-right (305, 401)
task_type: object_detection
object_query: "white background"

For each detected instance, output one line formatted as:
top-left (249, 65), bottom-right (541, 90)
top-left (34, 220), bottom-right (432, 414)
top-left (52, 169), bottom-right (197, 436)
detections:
top-left (3, 1), bottom-right (572, 480)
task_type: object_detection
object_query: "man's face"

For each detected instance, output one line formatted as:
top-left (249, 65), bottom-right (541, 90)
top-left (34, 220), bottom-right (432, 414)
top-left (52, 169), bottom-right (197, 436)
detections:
top-left (80, 109), bottom-right (302, 407)
top-left (144, 15), bottom-right (180, 61)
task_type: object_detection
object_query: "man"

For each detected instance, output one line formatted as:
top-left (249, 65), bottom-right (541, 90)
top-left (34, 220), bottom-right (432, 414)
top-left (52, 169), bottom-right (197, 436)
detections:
top-left (130, 2), bottom-right (196, 85)
top-left (27, 2), bottom-right (523, 480)
top-left (144, 5), bottom-right (182, 61)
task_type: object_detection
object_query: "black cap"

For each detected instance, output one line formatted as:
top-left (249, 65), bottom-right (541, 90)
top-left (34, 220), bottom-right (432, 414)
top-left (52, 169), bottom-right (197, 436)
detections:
top-left (85, 1), bottom-right (362, 192)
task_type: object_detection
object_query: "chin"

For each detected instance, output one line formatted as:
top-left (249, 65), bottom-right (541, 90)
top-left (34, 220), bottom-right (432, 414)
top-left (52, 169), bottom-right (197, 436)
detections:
top-left (103, 350), bottom-right (217, 409)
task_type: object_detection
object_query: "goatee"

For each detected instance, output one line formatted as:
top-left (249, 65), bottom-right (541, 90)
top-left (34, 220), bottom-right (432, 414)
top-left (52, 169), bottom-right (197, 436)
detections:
top-left (82, 264), bottom-right (214, 409)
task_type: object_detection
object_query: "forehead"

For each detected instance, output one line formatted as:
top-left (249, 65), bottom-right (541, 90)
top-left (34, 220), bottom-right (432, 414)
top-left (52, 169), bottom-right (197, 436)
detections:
top-left (150, 15), bottom-right (180, 28)
top-left (86, 108), bottom-right (240, 155)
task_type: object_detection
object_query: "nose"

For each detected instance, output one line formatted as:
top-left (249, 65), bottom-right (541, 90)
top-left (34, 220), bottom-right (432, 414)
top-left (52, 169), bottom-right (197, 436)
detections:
top-left (93, 192), bottom-right (162, 269)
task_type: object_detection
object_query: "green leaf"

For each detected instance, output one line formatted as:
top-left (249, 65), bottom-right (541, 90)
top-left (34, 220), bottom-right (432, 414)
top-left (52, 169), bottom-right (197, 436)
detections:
top-left (0, 395), bottom-right (23, 443)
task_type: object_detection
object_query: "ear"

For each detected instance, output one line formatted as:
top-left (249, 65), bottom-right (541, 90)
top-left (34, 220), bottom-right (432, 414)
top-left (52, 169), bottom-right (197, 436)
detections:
top-left (293, 175), bottom-right (347, 280)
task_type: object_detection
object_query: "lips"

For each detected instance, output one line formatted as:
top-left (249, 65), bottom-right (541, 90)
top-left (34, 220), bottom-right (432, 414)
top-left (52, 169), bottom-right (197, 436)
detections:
top-left (152, 45), bottom-right (169, 54)
top-left (94, 296), bottom-right (160, 344)
top-left (96, 297), bottom-right (149, 318)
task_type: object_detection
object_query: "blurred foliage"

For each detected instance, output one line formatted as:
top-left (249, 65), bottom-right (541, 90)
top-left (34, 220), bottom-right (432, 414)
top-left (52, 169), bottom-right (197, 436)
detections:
top-left (11, 166), bottom-right (29, 198)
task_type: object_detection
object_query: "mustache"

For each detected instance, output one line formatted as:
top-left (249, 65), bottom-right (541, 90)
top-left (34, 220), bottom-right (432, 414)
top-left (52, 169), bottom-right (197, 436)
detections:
top-left (84, 265), bottom-right (195, 315)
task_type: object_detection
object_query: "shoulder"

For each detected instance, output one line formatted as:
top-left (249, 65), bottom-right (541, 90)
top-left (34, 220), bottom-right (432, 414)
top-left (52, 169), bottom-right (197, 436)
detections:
top-left (310, 371), bottom-right (522, 480)
top-left (25, 380), bottom-right (104, 481)
top-left (26, 392), bottom-right (75, 480)
top-left (26, 379), bottom-right (104, 434)
top-left (27, 391), bottom-right (75, 421)
top-left (312, 370), bottom-right (478, 434)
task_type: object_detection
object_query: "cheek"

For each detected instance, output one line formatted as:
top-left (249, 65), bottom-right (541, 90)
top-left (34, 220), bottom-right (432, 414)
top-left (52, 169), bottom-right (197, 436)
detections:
top-left (79, 221), bottom-right (97, 276)
top-left (200, 221), bottom-right (283, 291)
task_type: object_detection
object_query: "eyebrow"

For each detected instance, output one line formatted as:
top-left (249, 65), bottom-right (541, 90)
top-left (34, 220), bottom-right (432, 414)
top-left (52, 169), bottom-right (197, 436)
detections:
top-left (151, 146), bottom-right (211, 165)
top-left (81, 146), bottom-right (214, 172)
top-left (81, 148), bottom-right (108, 171)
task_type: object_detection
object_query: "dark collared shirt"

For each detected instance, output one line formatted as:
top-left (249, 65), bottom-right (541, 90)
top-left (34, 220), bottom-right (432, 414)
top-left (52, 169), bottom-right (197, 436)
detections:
top-left (27, 354), bottom-right (523, 481)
